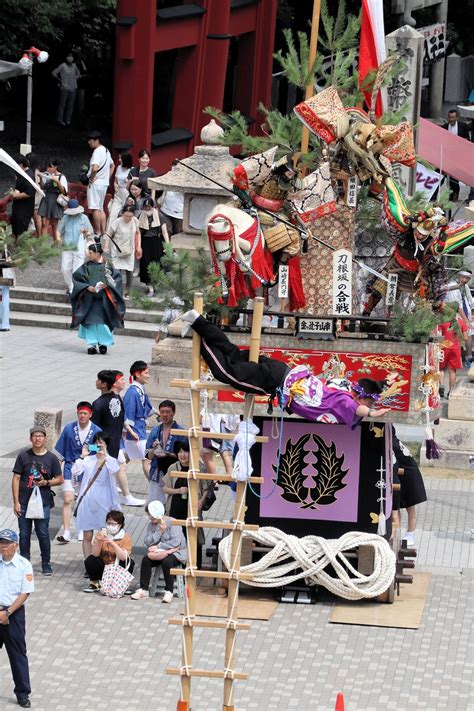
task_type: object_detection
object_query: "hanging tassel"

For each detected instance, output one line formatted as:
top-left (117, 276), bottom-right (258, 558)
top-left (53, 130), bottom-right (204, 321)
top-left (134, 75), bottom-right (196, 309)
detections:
top-left (425, 424), bottom-right (442, 459)
top-left (287, 255), bottom-right (306, 311)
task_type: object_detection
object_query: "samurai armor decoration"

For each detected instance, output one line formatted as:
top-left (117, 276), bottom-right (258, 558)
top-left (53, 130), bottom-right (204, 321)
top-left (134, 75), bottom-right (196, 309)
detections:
top-left (287, 162), bottom-right (337, 223)
top-left (300, 204), bottom-right (356, 315)
top-left (293, 86), bottom-right (344, 144)
top-left (263, 223), bottom-right (293, 252)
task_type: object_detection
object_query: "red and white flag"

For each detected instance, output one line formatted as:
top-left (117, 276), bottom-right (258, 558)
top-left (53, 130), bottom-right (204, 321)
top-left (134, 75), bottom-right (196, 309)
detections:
top-left (359, 0), bottom-right (387, 117)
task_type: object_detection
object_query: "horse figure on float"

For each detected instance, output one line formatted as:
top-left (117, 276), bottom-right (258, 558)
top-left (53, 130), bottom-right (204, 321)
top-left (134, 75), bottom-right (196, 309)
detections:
top-left (205, 148), bottom-right (337, 311)
top-left (206, 204), bottom-right (275, 307)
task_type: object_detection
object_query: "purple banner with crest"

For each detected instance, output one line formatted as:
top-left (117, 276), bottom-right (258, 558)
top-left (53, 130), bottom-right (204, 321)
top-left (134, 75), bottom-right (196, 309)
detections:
top-left (260, 420), bottom-right (361, 522)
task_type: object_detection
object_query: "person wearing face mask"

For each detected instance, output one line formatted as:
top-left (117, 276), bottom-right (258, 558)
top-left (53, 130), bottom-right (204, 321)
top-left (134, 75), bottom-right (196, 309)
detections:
top-left (83, 510), bottom-right (134, 593)
top-left (138, 197), bottom-right (170, 297)
top-left (51, 54), bottom-right (81, 127)
top-left (131, 500), bottom-right (186, 602)
top-left (105, 205), bottom-right (141, 298)
top-left (71, 432), bottom-right (121, 563)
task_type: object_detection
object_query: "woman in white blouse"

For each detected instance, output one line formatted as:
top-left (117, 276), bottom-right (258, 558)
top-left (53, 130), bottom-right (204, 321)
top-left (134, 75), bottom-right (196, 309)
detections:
top-left (71, 431), bottom-right (121, 560)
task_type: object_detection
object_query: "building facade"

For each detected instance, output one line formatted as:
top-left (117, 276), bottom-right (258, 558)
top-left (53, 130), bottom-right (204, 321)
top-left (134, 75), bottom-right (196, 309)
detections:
top-left (113, 0), bottom-right (277, 172)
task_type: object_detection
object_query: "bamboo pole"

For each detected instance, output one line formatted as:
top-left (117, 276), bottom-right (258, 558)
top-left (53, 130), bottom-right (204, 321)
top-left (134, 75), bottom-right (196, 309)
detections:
top-left (300, 0), bottom-right (322, 157)
top-left (222, 297), bottom-right (264, 711)
top-left (177, 291), bottom-right (203, 709)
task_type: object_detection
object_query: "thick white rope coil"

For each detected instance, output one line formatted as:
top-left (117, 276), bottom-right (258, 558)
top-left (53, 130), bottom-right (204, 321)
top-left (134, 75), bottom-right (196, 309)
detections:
top-left (219, 527), bottom-right (396, 600)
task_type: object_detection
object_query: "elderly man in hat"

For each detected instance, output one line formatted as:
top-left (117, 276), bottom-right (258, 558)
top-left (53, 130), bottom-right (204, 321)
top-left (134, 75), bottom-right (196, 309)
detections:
top-left (12, 427), bottom-right (63, 577)
top-left (0, 529), bottom-right (35, 708)
top-left (57, 198), bottom-right (93, 294)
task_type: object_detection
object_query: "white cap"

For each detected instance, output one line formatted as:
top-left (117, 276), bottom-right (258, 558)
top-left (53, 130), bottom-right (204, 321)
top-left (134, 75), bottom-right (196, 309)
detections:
top-left (148, 500), bottom-right (165, 519)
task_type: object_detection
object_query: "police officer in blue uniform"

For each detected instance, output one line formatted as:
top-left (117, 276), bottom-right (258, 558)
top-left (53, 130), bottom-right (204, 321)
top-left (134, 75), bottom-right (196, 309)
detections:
top-left (0, 529), bottom-right (34, 708)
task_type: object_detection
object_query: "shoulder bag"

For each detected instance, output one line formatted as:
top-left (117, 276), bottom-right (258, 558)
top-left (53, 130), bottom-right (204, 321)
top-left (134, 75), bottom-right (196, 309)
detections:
top-left (73, 459), bottom-right (106, 517)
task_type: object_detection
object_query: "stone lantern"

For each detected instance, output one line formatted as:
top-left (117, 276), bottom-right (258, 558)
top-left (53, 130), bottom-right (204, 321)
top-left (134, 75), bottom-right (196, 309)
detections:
top-left (149, 119), bottom-right (238, 250)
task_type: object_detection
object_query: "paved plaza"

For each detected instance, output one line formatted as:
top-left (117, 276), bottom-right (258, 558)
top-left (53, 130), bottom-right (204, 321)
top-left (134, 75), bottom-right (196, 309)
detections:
top-left (0, 326), bottom-right (473, 710)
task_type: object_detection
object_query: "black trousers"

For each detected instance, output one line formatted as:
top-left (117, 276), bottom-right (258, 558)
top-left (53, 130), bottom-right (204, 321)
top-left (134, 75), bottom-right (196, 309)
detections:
top-left (84, 555), bottom-right (135, 581)
top-left (140, 553), bottom-right (181, 592)
top-left (192, 316), bottom-right (289, 395)
top-left (0, 606), bottom-right (31, 700)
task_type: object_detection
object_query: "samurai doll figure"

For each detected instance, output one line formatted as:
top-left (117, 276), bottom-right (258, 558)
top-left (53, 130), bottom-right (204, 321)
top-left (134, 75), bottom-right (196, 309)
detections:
top-left (363, 178), bottom-right (449, 315)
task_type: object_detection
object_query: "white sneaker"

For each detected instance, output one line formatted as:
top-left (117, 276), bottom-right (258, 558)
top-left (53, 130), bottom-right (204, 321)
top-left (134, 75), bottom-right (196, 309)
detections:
top-left (403, 532), bottom-right (415, 548)
top-left (131, 588), bottom-right (149, 600)
top-left (122, 494), bottom-right (146, 507)
top-left (162, 590), bottom-right (174, 603)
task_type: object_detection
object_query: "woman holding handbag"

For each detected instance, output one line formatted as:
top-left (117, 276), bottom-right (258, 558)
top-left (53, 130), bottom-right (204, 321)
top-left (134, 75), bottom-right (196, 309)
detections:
top-left (105, 205), bottom-right (142, 298)
top-left (71, 432), bottom-right (121, 561)
top-left (38, 158), bottom-right (68, 241)
top-left (83, 509), bottom-right (135, 593)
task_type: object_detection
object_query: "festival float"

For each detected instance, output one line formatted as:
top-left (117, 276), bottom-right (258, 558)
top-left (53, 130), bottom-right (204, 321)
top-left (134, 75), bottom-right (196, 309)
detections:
top-left (148, 5), bottom-right (474, 709)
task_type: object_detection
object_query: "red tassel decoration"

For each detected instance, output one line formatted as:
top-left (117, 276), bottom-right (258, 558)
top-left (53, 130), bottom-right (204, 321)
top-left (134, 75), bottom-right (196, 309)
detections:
top-left (287, 255), bottom-right (306, 311)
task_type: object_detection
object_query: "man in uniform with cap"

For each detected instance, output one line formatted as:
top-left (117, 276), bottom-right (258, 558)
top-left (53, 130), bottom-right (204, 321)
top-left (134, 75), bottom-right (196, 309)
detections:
top-left (0, 528), bottom-right (35, 708)
top-left (57, 198), bottom-right (93, 294)
top-left (12, 427), bottom-right (63, 576)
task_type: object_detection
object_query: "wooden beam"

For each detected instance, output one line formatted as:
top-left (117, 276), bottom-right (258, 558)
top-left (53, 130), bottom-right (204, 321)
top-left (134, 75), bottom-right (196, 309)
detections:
top-left (170, 428), bottom-right (268, 443)
top-left (168, 618), bottom-right (251, 631)
top-left (168, 471), bottom-right (264, 484)
top-left (171, 378), bottom-right (238, 393)
top-left (171, 568), bottom-right (254, 581)
top-left (223, 296), bottom-right (264, 709)
top-left (171, 519), bottom-right (259, 532)
top-left (167, 668), bottom-right (248, 681)
top-left (300, 0), bottom-right (321, 157)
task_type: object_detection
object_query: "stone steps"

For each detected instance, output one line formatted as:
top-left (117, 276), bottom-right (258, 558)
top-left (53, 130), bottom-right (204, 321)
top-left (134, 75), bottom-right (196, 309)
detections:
top-left (421, 376), bottom-right (474, 470)
top-left (9, 286), bottom-right (164, 338)
top-left (10, 311), bottom-right (159, 338)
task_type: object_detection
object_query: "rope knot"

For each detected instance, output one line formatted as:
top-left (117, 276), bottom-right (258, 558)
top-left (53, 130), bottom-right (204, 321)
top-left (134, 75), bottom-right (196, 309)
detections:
top-left (226, 620), bottom-right (238, 630)
top-left (232, 520), bottom-right (244, 531)
top-left (182, 615), bottom-right (193, 627)
top-left (224, 668), bottom-right (235, 679)
top-left (186, 516), bottom-right (199, 528)
top-left (229, 569), bottom-right (239, 580)
top-left (188, 468), bottom-right (199, 480)
top-left (180, 665), bottom-right (192, 676)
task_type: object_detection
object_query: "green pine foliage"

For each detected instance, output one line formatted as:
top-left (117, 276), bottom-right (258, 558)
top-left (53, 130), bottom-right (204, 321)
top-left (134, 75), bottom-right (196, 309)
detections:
top-left (0, 223), bottom-right (60, 269)
top-left (391, 298), bottom-right (462, 343)
top-left (147, 243), bottom-right (220, 312)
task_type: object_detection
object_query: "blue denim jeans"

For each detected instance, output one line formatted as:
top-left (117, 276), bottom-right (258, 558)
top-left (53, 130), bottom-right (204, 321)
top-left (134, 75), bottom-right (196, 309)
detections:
top-left (18, 505), bottom-right (51, 566)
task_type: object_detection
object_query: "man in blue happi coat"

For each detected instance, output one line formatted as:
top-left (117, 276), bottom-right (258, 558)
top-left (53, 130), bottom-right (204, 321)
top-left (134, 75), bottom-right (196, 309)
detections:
top-left (145, 400), bottom-right (187, 504)
top-left (54, 401), bottom-right (101, 544)
top-left (123, 361), bottom-right (156, 479)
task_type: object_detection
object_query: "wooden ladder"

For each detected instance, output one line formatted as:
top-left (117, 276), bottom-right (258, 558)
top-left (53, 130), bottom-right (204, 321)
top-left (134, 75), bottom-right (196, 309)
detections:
top-left (166, 293), bottom-right (267, 711)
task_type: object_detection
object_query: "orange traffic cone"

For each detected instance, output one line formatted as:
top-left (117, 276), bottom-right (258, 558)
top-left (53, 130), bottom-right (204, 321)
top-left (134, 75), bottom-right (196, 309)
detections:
top-left (335, 692), bottom-right (345, 710)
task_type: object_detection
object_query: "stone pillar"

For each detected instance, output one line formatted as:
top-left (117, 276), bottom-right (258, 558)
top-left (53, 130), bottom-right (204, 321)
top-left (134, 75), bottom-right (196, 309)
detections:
top-left (386, 25), bottom-right (424, 195)
top-left (429, 0), bottom-right (448, 118)
top-left (33, 408), bottom-right (62, 451)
